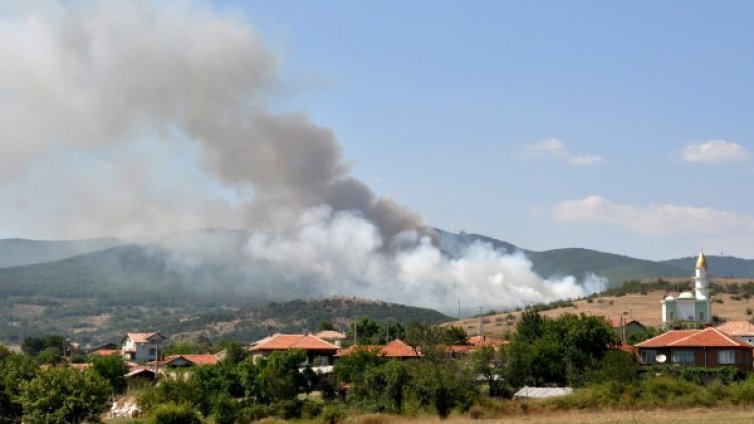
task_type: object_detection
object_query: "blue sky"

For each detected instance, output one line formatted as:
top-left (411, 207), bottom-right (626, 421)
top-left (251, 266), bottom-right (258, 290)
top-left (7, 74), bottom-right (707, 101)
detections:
top-left (208, 1), bottom-right (754, 259)
top-left (1, 1), bottom-right (753, 262)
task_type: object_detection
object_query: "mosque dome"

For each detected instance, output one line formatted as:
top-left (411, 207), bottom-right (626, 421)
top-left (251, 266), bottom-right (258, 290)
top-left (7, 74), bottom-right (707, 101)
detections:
top-left (678, 291), bottom-right (695, 299)
top-left (665, 295), bottom-right (675, 301)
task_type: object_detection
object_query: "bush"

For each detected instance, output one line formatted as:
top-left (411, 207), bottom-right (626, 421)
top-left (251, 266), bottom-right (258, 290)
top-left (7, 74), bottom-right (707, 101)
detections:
top-left (269, 399), bottom-right (302, 419)
top-left (320, 404), bottom-right (343, 424)
top-left (301, 399), bottom-right (323, 419)
top-left (149, 403), bottom-right (202, 424)
top-left (211, 394), bottom-right (238, 424)
top-left (237, 404), bottom-right (270, 422)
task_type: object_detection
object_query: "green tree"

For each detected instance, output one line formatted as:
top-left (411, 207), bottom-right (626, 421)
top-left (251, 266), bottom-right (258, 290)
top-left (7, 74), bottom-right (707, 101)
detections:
top-left (316, 321), bottom-right (335, 332)
top-left (91, 355), bottom-right (129, 394)
top-left (0, 350), bottom-right (38, 424)
top-left (408, 358), bottom-right (477, 418)
top-left (471, 346), bottom-right (509, 397)
top-left (515, 310), bottom-right (545, 343)
top-left (149, 403), bottom-right (202, 424)
top-left (19, 367), bottom-right (109, 424)
top-left (257, 349), bottom-right (306, 403)
top-left (21, 335), bottom-right (68, 357)
top-left (214, 340), bottom-right (248, 364)
top-left (138, 373), bottom-right (202, 414)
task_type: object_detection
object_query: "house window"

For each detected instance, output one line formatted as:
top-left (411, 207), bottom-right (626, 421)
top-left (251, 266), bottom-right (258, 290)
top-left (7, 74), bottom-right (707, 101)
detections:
top-left (700, 312), bottom-right (705, 321)
top-left (640, 350), bottom-right (657, 364)
top-left (672, 350), bottom-right (695, 365)
top-left (719, 350), bottom-right (735, 364)
top-left (149, 348), bottom-right (156, 355)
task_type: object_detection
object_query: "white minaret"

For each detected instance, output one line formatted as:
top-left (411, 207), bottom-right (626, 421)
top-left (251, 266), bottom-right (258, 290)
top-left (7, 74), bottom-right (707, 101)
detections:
top-left (694, 250), bottom-right (710, 300)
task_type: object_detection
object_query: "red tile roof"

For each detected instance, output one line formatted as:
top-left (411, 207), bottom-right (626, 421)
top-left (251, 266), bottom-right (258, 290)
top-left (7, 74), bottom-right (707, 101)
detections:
top-left (250, 334), bottom-right (339, 352)
top-left (716, 321), bottom-right (754, 337)
top-left (636, 327), bottom-right (754, 349)
top-left (336, 339), bottom-right (420, 358)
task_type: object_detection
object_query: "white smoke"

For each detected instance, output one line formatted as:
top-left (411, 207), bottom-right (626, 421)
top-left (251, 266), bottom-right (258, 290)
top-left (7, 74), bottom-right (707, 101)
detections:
top-left (242, 206), bottom-right (593, 312)
top-left (0, 1), bottom-right (596, 313)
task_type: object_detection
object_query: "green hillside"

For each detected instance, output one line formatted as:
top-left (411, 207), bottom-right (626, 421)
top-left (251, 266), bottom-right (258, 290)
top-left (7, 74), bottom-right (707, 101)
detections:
top-left (0, 237), bottom-right (121, 268)
top-left (662, 256), bottom-right (754, 279)
top-left (529, 248), bottom-right (688, 285)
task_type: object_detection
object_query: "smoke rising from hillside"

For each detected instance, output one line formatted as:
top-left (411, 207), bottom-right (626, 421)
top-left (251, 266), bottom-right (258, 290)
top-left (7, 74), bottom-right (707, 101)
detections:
top-left (0, 1), bottom-right (595, 312)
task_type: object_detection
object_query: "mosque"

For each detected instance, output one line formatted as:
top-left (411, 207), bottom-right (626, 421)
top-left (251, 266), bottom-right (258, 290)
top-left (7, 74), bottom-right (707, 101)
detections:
top-left (661, 251), bottom-right (712, 328)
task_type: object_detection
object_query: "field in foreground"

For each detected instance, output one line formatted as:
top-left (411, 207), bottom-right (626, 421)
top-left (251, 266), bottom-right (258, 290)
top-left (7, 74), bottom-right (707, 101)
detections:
top-left (406, 408), bottom-right (754, 424)
top-left (106, 407), bottom-right (754, 424)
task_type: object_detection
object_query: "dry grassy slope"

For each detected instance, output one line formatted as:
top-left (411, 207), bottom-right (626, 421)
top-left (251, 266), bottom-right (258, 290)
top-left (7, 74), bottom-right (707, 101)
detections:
top-left (445, 278), bottom-right (754, 336)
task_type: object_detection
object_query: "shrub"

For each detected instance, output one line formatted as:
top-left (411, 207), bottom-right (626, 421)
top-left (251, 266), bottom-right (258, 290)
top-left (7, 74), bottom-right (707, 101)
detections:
top-left (269, 399), bottom-right (302, 419)
top-left (320, 404), bottom-right (343, 424)
top-left (149, 403), bottom-right (202, 424)
top-left (301, 399), bottom-right (323, 419)
top-left (237, 404), bottom-right (270, 422)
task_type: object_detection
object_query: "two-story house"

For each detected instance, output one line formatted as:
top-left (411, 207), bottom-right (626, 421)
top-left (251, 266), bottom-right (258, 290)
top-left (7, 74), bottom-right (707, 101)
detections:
top-left (121, 332), bottom-right (166, 364)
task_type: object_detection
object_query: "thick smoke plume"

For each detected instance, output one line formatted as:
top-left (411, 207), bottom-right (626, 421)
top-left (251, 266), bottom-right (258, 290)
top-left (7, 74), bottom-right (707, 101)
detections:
top-left (0, 1), bottom-right (595, 313)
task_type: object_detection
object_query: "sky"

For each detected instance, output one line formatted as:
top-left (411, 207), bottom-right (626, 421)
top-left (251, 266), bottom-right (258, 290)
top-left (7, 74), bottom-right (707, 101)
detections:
top-left (1, 1), bottom-right (754, 261)
top-left (216, 0), bottom-right (754, 260)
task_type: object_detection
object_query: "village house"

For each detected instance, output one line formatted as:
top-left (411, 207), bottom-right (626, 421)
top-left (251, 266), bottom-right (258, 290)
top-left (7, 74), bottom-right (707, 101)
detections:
top-left (145, 354), bottom-right (220, 368)
top-left (446, 335), bottom-right (508, 358)
top-left (121, 332), bottom-right (166, 364)
top-left (610, 317), bottom-right (646, 341)
top-left (335, 339), bottom-right (421, 360)
top-left (89, 342), bottom-right (120, 357)
top-left (635, 327), bottom-right (754, 372)
top-left (716, 321), bottom-right (754, 345)
top-left (313, 330), bottom-right (347, 346)
top-left (249, 333), bottom-right (339, 365)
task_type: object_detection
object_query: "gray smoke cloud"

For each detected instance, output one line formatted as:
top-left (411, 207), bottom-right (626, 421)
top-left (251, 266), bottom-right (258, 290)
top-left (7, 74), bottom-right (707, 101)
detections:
top-left (0, 1), bottom-right (594, 313)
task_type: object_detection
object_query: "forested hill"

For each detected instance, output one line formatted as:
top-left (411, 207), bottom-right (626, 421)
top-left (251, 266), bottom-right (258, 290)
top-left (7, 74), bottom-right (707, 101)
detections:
top-left (0, 237), bottom-right (121, 268)
top-left (661, 256), bottom-right (754, 279)
top-left (436, 229), bottom-right (689, 285)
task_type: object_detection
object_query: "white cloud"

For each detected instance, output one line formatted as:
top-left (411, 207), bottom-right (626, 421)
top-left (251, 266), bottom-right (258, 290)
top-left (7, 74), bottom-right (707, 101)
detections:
top-left (677, 139), bottom-right (751, 164)
top-left (524, 138), bottom-right (604, 166)
top-left (551, 195), bottom-right (754, 235)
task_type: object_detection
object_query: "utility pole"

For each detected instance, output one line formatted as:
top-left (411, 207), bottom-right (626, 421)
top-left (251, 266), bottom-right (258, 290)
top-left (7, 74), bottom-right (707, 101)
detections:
top-left (478, 306), bottom-right (483, 337)
top-left (458, 298), bottom-right (461, 321)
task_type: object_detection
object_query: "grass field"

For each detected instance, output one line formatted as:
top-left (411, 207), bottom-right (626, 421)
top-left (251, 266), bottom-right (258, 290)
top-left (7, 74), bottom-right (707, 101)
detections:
top-left (104, 407), bottom-right (754, 424)
top-left (404, 409), bottom-right (754, 424)
top-left (446, 277), bottom-right (754, 336)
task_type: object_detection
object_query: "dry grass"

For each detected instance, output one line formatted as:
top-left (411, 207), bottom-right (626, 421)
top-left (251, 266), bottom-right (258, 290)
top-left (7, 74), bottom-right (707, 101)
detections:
top-left (353, 408), bottom-right (754, 424)
top-left (446, 278), bottom-right (754, 336)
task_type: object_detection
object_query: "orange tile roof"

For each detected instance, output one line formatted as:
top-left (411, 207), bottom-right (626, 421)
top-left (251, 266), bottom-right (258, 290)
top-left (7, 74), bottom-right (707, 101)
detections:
top-left (250, 334), bottom-right (339, 352)
top-left (468, 335), bottom-right (507, 347)
top-left (91, 349), bottom-right (120, 356)
top-left (336, 339), bottom-right (420, 358)
top-left (146, 354), bottom-right (220, 367)
top-left (381, 339), bottom-right (420, 357)
top-left (716, 321), bottom-right (754, 337)
top-left (615, 342), bottom-right (636, 354)
top-left (636, 327), bottom-right (754, 349)
top-left (125, 332), bottom-right (164, 343)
